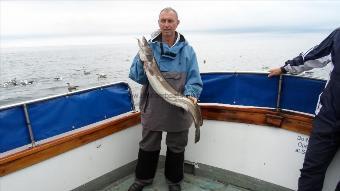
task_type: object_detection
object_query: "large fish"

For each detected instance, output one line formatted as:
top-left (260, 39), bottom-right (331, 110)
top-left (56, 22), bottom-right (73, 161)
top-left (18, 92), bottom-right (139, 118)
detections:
top-left (137, 36), bottom-right (203, 143)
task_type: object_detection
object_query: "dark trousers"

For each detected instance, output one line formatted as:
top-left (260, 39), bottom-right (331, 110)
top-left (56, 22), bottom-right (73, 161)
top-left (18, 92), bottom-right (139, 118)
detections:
top-left (298, 120), bottom-right (340, 191)
top-left (336, 182), bottom-right (340, 191)
top-left (134, 129), bottom-right (188, 185)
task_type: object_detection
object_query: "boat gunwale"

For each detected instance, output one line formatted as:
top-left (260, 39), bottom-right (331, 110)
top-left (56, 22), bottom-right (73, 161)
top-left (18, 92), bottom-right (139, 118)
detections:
top-left (0, 81), bottom-right (135, 111)
top-left (201, 104), bottom-right (313, 135)
top-left (0, 104), bottom-right (313, 177)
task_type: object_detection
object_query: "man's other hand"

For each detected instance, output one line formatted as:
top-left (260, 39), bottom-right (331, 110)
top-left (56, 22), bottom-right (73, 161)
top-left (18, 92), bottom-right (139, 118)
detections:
top-left (268, 67), bottom-right (282, 77)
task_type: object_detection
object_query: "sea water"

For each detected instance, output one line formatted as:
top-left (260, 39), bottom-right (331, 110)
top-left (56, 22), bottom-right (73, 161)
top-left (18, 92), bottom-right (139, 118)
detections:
top-left (0, 32), bottom-right (332, 106)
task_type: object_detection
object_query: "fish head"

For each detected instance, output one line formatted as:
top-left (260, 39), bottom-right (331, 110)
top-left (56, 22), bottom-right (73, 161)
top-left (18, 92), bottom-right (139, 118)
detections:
top-left (142, 36), bottom-right (149, 47)
top-left (137, 38), bottom-right (148, 62)
top-left (137, 38), bottom-right (143, 49)
top-left (137, 37), bottom-right (153, 62)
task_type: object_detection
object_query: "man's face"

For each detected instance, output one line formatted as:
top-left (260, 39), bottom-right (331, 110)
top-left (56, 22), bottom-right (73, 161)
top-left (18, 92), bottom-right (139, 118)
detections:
top-left (158, 11), bottom-right (179, 38)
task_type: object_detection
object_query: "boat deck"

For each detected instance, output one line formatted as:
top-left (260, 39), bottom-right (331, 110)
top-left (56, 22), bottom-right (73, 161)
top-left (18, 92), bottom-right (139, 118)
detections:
top-left (101, 169), bottom-right (250, 191)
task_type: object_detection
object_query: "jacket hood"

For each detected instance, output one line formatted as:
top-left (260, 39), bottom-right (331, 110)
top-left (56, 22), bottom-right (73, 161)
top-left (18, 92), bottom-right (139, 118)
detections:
top-left (149, 30), bottom-right (187, 60)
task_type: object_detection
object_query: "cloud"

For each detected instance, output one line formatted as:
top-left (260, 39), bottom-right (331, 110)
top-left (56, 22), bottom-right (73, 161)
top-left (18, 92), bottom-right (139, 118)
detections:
top-left (1, 0), bottom-right (340, 39)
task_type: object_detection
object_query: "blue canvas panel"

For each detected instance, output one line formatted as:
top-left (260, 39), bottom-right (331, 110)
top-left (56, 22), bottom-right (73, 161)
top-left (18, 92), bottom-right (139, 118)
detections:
top-left (234, 73), bottom-right (278, 107)
top-left (200, 73), bottom-right (236, 104)
top-left (0, 82), bottom-right (133, 153)
top-left (200, 73), bottom-right (278, 108)
top-left (28, 83), bottom-right (133, 141)
top-left (0, 74), bottom-right (327, 153)
top-left (281, 76), bottom-right (326, 114)
top-left (200, 73), bottom-right (325, 114)
top-left (0, 106), bottom-right (31, 153)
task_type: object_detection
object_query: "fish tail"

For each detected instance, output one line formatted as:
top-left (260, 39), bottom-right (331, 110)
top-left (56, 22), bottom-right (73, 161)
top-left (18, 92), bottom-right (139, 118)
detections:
top-left (194, 125), bottom-right (200, 143)
top-left (197, 105), bottom-right (203, 126)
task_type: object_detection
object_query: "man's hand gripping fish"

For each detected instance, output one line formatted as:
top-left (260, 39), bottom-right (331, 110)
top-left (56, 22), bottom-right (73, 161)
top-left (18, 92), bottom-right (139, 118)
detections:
top-left (137, 36), bottom-right (203, 143)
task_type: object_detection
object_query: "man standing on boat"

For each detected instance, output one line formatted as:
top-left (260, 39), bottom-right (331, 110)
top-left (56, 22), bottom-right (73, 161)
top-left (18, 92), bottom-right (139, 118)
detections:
top-left (268, 27), bottom-right (340, 191)
top-left (128, 7), bottom-right (203, 191)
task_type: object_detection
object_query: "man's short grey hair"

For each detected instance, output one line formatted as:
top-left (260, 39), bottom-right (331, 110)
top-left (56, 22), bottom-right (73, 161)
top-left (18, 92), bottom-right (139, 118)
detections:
top-left (159, 7), bottom-right (178, 19)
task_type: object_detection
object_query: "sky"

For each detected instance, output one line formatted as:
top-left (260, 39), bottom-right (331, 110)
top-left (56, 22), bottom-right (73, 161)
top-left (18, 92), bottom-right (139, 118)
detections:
top-left (1, 0), bottom-right (340, 46)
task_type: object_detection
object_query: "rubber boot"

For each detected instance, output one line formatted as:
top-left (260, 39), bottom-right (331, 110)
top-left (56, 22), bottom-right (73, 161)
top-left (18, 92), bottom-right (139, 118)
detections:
top-left (165, 147), bottom-right (184, 189)
top-left (128, 149), bottom-right (160, 191)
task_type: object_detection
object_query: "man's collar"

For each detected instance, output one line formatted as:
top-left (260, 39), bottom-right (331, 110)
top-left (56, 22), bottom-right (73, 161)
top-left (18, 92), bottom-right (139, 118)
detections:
top-left (151, 31), bottom-right (185, 47)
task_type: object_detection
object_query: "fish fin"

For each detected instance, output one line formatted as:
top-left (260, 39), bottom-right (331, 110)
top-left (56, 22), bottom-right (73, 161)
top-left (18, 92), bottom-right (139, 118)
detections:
top-left (195, 126), bottom-right (200, 143)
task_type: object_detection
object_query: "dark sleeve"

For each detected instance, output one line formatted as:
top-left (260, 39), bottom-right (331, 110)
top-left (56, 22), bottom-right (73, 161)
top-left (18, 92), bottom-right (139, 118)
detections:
top-left (303, 28), bottom-right (338, 62)
top-left (282, 28), bottom-right (338, 74)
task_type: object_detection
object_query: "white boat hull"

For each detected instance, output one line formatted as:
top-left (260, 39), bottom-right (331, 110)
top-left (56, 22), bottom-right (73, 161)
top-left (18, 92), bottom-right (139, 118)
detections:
top-left (183, 120), bottom-right (340, 191)
top-left (1, 119), bottom-right (339, 191)
top-left (0, 125), bottom-right (141, 191)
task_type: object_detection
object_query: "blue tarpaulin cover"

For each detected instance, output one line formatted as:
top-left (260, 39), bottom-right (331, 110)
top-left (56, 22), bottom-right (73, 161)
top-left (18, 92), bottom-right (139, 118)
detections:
top-left (199, 73), bottom-right (326, 114)
top-left (0, 107), bottom-right (31, 153)
top-left (0, 74), bottom-right (326, 153)
top-left (280, 75), bottom-right (326, 114)
top-left (0, 82), bottom-right (133, 153)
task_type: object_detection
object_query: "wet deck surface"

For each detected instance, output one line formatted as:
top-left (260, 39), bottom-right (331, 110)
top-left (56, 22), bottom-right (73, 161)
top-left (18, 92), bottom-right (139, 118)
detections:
top-left (101, 169), bottom-right (250, 191)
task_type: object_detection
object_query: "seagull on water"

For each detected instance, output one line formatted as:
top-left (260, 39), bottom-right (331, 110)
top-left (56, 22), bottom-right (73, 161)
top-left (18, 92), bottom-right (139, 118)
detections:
top-left (96, 73), bottom-right (107, 79)
top-left (20, 80), bottom-right (34, 86)
top-left (82, 67), bottom-right (91, 75)
top-left (54, 76), bottom-right (63, 81)
top-left (10, 78), bottom-right (18, 86)
top-left (2, 82), bottom-right (9, 88)
top-left (66, 83), bottom-right (79, 92)
top-left (83, 70), bottom-right (91, 75)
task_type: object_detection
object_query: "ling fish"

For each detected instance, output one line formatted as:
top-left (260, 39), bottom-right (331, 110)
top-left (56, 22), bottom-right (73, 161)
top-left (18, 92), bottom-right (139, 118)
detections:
top-left (137, 36), bottom-right (203, 143)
